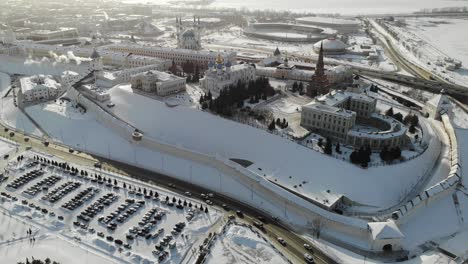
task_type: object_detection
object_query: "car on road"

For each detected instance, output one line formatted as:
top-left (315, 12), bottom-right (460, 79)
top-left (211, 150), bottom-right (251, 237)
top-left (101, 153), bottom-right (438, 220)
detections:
top-left (236, 210), bottom-right (243, 218)
top-left (304, 243), bottom-right (313, 252)
top-left (253, 221), bottom-right (265, 231)
top-left (222, 204), bottom-right (230, 211)
top-left (277, 237), bottom-right (286, 246)
top-left (304, 253), bottom-right (315, 263)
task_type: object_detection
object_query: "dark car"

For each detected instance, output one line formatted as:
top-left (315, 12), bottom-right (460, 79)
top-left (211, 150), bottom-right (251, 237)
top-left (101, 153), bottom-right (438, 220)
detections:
top-left (236, 210), bottom-right (244, 218)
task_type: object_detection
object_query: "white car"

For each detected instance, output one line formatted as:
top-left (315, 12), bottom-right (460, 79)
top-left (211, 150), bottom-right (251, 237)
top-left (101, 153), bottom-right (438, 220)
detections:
top-left (304, 253), bottom-right (315, 263)
top-left (277, 237), bottom-right (286, 246)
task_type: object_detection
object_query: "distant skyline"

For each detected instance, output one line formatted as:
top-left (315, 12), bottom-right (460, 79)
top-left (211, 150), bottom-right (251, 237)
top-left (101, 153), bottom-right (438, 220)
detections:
top-left (123, 0), bottom-right (468, 15)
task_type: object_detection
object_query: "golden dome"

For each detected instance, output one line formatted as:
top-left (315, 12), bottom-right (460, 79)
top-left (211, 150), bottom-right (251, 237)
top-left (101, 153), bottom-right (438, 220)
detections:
top-left (215, 53), bottom-right (224, 64)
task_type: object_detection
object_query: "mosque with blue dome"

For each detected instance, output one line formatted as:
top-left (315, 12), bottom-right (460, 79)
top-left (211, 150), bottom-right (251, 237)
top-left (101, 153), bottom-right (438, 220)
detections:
top-left (176, 16), bottom-right (202, 50)
top-left (200, 54), bottom-right (256, 91)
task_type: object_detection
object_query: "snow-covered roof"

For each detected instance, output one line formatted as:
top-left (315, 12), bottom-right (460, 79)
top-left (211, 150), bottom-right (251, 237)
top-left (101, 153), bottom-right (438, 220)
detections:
top-left (20, 75), bottom-right (60, 93)
top-left (106, 43), bottom-right (237, 58)
top-left (131, 70), bottom-right (183, 82)
top-left (303, 103), bottom-right (355, 118)
top-left (316, 90), bottom-right (374, 106)
top-left (314, 38), bottom-right (348, 52)
top-left (368, 221), bottom-right (404, 240)
top-left (61, 71), bottom-right (80, 77)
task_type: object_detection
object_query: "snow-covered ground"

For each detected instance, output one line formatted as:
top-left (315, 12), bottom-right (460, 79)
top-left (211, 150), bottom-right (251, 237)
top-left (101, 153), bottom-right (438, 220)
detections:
top-left (0, 235), bottom-right (116, 264)
top-left (403, 17), bottom-right (468, 69)
top-left (205, 224), bottom-right (288, 264)
top-left (0, 138), bottom-right (17, 158)
top-left (0, 209), bottom-right (37, 243)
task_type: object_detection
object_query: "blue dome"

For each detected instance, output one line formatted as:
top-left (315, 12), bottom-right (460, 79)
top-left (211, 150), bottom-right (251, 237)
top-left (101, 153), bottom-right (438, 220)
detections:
top-left (225, 61), bottom-right (232, 67)
top-left (208, 61), bottom-right (214, 68)
top-left (217, 63), bottom-right (223, 69)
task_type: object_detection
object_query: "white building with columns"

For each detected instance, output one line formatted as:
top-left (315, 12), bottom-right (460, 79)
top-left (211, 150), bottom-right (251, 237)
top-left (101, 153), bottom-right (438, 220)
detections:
top-left (301, 90), bottom-right (407, 150)
top-left (130, 70), bottom-right (186, 97)
top-left (200, 55), bottom-right (256, 91)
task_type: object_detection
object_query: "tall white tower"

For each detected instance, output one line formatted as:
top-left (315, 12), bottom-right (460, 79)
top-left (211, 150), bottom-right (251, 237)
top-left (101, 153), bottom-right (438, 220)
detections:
top-left (90, 49), bottom-right (103, 72)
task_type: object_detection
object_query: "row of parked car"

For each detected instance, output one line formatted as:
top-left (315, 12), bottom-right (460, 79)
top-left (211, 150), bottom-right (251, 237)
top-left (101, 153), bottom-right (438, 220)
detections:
top-left (77, 193), bottom-right (119, 223)
top-left (41, 181), bottom-right (81, 203)
top-left (20, 199), bottom-right (64, 221)
top-left (62, 187), bottom-right (99, 211)
top-left (127, 208), bottom-right (166, 240)
top-left (23, 175), bottom-right (62, 197)
top-left (99, 199), bottom-right (145, 231)
top-left (6, 169), bottom-right (44, 190)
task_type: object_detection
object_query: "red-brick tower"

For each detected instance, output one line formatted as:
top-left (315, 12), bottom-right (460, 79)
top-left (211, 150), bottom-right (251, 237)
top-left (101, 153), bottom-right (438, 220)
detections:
top-left (307, 43), bottom-right (329, 97)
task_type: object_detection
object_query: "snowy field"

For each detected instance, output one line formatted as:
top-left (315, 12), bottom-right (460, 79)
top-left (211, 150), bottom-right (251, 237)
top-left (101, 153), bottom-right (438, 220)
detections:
top-left (0, 154), bottom-right (221, 263)
top-left (0, 209), bottom-right (37, 243)
top-left (0, 235), bottom-right (117, 264)
top-left (0, 138), bottom-right (17, 158)
top-left (403, 18), bottom-right (468, 69)
top-left (205, 224), bottom-right (288, 264)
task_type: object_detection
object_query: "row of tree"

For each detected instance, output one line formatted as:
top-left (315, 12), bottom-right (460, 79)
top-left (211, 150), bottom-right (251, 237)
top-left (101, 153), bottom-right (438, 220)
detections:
top-left (350, 146), bottom-right (372, 167)
top-left (17, 258), bottom-right (59, 264)
top-left (291, 81), bottom-right (305, 94)
top-left (268, 118), bottom-right (289, 131)
top-left (386, 108), bottom-right (419, 134)
top-left (380, 146), bottom-right (402, 162)
top-left (200, 77), bottom-right (275, 116)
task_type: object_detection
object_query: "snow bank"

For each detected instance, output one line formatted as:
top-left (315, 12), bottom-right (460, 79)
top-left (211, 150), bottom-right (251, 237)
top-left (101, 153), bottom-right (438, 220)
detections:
top-left (205, 224), bottom-right (288, 264)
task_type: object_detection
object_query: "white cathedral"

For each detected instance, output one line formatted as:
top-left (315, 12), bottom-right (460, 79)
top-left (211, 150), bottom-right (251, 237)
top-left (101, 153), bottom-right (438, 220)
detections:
top-left (176, 16), bottom-right (202, 50)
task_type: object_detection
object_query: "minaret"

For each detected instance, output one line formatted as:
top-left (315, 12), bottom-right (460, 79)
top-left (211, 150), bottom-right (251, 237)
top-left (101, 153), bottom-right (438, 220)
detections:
top-left (90, 49), bottom-right (103, 72)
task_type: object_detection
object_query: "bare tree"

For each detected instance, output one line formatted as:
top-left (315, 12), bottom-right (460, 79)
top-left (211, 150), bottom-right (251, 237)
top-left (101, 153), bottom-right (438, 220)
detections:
top-left (309, 217), bottom-right (327, 239)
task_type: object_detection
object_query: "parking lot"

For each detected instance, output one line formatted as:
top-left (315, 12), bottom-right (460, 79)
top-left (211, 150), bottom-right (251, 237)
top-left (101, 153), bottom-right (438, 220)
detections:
top-left (0, 152), bottom-right (221, 263)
